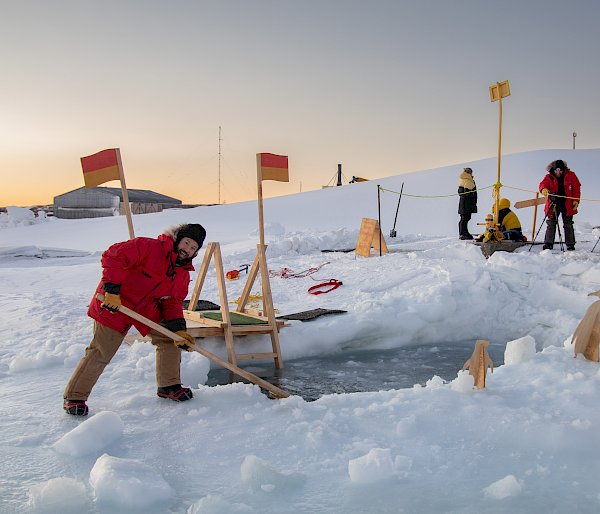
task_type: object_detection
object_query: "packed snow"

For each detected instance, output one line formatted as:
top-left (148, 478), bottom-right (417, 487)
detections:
top-left (3, 149), bottom-right (600, 513)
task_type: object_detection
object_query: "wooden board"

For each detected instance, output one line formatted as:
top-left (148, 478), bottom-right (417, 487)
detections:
top-left (514, 197), bottom-right (545, 209)
top-left (355, 218), bottom-right (388, 257)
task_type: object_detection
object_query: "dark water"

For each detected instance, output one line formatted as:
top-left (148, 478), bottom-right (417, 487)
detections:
top-left (206, 341), bottom-right (506, 401)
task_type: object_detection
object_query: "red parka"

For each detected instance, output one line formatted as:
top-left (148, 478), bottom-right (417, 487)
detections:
top-left (539, 168), bottom-right (581, 216)
top-left (88, 233), bottom-right (194, 336)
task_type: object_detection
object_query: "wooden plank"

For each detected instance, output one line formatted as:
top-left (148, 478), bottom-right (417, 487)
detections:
top-left (213, 243), bottom-right (237, 366)
top-left (186, 327), bottom-right (223, 337)
top-left (355, 218), bottom-right (378, 257)
top-left (236, 352), bottom-right (279, 360)
top-left (183, 310), bottom-right (226, 327)
top-left (96, 293), bottom-right (290, 398)
top-left (355, 218), bottom-right (388, 256)
top-left (372, 227), bottom-right (388, 254)
top-left (514, 196), bottom-right (545, 209)
top-left (188, 243), bottom-right (215, 311)
top-left (258, 244), bottom-right (284, 368)
top-left (237, 252), bottom-right (261, 312)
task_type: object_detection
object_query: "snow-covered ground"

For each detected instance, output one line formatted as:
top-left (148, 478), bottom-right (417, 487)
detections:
top-left (3, 149), bottom-right (600, 513)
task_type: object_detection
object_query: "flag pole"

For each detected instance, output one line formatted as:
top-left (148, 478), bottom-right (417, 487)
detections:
top-left (256, 153), bottom-right (265, 247)
top-left (115, 148), bottom-right (135, 240)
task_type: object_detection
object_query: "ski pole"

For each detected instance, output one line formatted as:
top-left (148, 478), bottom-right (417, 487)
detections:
top-left (377, 185), bottom-right (382, 256)
top-left (390, 182), bottom-right (404, 238)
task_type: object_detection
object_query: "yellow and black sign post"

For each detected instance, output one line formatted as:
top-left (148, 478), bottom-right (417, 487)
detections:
top-left (489, 80), bottom-right (511, 227)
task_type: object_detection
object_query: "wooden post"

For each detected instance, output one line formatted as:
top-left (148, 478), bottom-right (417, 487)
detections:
top-left (572, 294), bottom-right (600, 362)
top-left (462, 339), bottom-right (494, 389)
top-left (257, 243), bottom-right (283, 368)
top-left (531, 192), bottom-right (540, 242)
top-left (237, 251), bottom-right (261, 313)
top-left (116, 148), bottom-right (135, 240)
top-left (212, 243), bottom-right (237, 365)
top-left (256, 153), bottom-right (265, 247)
top-left (187, 243), bottom-right (216, 311)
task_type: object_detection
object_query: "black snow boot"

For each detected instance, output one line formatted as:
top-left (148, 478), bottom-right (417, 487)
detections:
top-left (157, 384), bottom-right (193, 402)
top-left (63, 399), bottom-right (89, 416)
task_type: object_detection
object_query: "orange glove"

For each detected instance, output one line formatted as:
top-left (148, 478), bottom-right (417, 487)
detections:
top-left (101, 293), bottom-right (121, 312)
top-left (541, 188), bottom-right (549, 196)
top-left (573, 201), bottom-right (579, 211)
top-left (174, 330), bottom-right (195, 351)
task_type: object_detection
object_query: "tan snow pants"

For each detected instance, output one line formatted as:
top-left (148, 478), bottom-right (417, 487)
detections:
top-left (63, 321), bottom-right (182, 401)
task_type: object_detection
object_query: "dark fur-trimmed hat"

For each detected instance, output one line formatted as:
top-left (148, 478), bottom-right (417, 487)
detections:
top-left (547, 159), bottom-right (568, 172)
top-left (175, 224), bottom-right (206, 248)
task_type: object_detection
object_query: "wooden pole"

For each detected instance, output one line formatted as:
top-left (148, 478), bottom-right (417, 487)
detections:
top-left (96, 294), bottom-right (290, 398)
top-left (256, 153), bottom-right (265, 247)
top-left (257, 244), bottom-right (283, 369)
top-left (115, 148), bottom-right (135, 240)
top-left (531, 192), bottom-right (540, 241)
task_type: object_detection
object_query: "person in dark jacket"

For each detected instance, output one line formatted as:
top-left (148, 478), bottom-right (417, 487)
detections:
top-left (458, 167), bottom-right (478, 239)
top-left (63, 223), bottom-right (206, 416)
top-left (539, 159), bottom-right (581, 250)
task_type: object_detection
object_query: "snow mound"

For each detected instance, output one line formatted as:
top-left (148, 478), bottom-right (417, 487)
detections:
top-left (181, 351), bottom-right (211, 388)
top-left (348, 447), bottom-right (394, 483)
top-left (0, 246), bottom-right (91, 258)
top-left (27, 477), bottom-right (90, 513)
top-left (451, 369), bottom-right (475, 392)
top-left (0, 206), bottom-right (37, 227)
top-left (53, 411), bottom-right (124, 457)
top-left (240, 454), bottom-right (306, 492)
top-left (504, 335), bottom-right (537, 365)
top-left (483, 474), bottom-right (523, 499)
top-left (89, 453), bottom-right (175, 509)
top-left (187, 494), bottom-right (254, 513)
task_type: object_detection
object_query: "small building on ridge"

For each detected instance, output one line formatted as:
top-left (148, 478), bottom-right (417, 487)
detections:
top-left (53, 187), bottom-right (184, 219)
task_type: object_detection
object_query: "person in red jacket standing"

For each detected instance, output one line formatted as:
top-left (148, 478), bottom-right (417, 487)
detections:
top-left (539, 159), bottom-right (581, 251)
top-left (63, 223), bottom-right (206, 416)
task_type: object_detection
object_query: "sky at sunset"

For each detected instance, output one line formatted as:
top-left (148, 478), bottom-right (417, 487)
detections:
top-left (2, 0), bottom-right (599, 207)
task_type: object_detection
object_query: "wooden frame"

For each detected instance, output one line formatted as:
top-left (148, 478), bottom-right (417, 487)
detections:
top-left (184, 242), bottom-right (285, 369)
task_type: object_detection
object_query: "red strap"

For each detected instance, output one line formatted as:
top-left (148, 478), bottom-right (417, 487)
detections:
top-left (307, 279), bottom-right (342, 295)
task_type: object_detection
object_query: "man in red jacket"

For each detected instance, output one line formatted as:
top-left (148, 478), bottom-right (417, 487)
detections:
top-left (63, 223), bottom-right (206, 415)
top-left (539, 159), bottom-right (581, 251)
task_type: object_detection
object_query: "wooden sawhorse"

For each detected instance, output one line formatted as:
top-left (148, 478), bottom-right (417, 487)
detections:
top-left (183, 242), bottom-right (285, 369)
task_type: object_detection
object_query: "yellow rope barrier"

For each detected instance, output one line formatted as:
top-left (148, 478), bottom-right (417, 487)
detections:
top-left (379, 183), bottom-right (592, 202)
top-left (379, 184), bottom-right (494, 199)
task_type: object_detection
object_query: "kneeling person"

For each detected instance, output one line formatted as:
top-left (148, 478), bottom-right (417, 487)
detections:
top-left (495, 198), bottom-right (525, 241)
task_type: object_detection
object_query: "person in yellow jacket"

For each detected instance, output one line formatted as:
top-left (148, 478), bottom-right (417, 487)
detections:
top-left (476, 198), bottom-right (525, 242)
top-left (495, 198), bottom-right (525, 241)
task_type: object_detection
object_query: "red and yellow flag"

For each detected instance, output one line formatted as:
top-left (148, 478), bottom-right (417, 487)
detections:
top-left (258, 153), bottom-right (289, 182)
top-left (81, 148), bottom-right (121, 188)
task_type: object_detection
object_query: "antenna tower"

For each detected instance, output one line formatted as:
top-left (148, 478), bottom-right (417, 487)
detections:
top-left (218, 126), bottom-right (222, 204)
